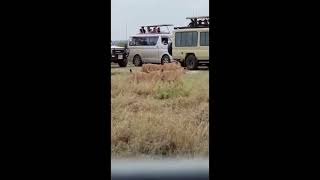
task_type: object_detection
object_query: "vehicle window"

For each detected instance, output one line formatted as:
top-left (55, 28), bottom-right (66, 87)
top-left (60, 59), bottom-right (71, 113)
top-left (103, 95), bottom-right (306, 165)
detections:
top-left (181, 32), bottom-right (188, 46)
top-left (175, 31), bottom-right (198, 47)
top-left (129, 37), bottom-right (134, 46)
top-left (175, 32), bottom-right (181, 47)
top-left (141, 37), bottom-right (148, 45)
top-left (129, 37), bottom-right (158, 46)
top-left (147, 36), bottom-right (159, 46)
top-left (200, 32), bottom-right (209, 46)
top-left (161, 37), bottom-right (168, 45)
top-left (191, 32), bottom-right (198, 46)
top-left (129, 37), bottom-right (140, 46)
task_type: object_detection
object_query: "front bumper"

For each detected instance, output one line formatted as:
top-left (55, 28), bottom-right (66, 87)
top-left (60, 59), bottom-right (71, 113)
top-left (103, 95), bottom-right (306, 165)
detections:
top-left (111, 54), bottom-right (128, 62)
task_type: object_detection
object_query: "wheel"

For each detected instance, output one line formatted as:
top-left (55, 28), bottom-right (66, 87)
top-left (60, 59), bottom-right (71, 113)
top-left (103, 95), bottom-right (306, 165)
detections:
top-left (185, 54), bottom-right (198, 70)
top-left (133, 55), bottom-right (142, 67)
top-left (118, 58), bottom-right (128, 67)
top-left (161, 55), bottom-right (170, 64)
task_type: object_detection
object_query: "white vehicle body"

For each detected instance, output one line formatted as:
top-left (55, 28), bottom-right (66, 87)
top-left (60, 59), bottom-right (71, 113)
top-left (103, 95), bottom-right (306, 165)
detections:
top-left (127, 33), bottom-right (173, 64)
top-left (111, 45), bottom-right (124, 49)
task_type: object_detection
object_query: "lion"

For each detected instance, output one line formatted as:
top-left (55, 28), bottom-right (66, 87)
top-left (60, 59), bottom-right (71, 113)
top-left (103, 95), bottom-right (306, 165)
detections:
top-left (142, 63), bottom-right (182, 73)
top-left (129, 69), bottom-right (162, 84)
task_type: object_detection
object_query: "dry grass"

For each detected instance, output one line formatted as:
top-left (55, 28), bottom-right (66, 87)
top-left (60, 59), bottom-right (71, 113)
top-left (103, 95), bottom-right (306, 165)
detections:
top-left (111, 66), bottom-right (209, 159)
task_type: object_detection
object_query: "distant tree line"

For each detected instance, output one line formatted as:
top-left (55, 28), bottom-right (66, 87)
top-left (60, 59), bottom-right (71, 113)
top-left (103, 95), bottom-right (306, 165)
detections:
top-left (112, 40), bottom-right (128, 47)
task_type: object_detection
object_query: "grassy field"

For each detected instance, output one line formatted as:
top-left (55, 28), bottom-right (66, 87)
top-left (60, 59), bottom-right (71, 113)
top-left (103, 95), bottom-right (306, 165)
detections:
top-left (111, 64), bottom-right (209, 159)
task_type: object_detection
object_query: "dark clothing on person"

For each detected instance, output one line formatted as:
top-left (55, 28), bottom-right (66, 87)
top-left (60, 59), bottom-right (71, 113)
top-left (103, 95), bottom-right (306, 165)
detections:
top-left (204, 19), bottom-right (208, 25)
top-left (189, 19), bottom-right (195, 27)
top-left (189, 19), bottom-right (197, 27)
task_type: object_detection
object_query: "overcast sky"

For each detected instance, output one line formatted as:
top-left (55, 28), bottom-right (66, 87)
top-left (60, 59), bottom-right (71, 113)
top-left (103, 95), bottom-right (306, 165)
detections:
top-left (111, 0), bottom-right (209, 41)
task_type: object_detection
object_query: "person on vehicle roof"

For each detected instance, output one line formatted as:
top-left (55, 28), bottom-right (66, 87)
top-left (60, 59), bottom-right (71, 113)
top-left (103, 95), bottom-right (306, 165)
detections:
top-left (141, 26), bottom-right (146, 33)
top-left (189, 19), bottom-right (195, 27)
top-left (152, 27), bottom-right (157, 33)
top-left (193, 19), bottom-right (198, 27)
top-left (204, 19), bottom-right (208, 25)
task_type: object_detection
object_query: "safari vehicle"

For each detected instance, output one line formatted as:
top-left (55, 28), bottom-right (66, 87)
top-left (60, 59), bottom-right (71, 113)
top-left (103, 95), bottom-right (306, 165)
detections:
top-left (168, 16), bottom-right (209, 70)
top-left (127, 24), bottom-right (173, 67)
top-left (111, 44), bottom-right (130, 67)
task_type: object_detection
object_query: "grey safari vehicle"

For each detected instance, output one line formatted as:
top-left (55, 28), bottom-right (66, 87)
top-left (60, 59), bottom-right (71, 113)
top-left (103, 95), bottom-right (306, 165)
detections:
top-left (110, 43), bottom-right (130, 67)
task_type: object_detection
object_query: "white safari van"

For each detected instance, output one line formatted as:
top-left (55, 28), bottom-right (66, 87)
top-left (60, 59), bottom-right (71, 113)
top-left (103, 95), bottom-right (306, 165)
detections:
top-left (127, 25), bottom-right (173, 66)
top-left (169, 16), bottom-right (209, 70)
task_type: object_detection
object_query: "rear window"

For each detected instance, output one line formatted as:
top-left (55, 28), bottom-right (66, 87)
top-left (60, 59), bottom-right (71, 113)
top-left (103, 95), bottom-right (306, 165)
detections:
top-left (129, 36), bottom-right (159, 46)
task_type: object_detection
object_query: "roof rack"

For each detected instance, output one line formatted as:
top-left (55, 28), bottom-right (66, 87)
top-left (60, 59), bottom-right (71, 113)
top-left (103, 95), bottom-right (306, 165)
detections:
top-left (137, 24), bottom-right (173, 34)
top-left (141, 24), bottom-right (174, 28)
top-left (173, 16), bottom-right (209, 29)
top-left (186, 16), bottom-right (209, 19)
top-left (174, 26), bottom-right (209, 30)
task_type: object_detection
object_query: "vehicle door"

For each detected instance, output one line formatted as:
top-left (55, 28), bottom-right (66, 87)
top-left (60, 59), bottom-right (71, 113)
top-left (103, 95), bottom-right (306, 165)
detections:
top-left (158, 36), bottom-right (170, 62)
top-left (128, 37), bottom-right (141, 62)
top-left (146, 36), bottom-right (160, 63)
top-left (136, 37), bottom-right (149, 63)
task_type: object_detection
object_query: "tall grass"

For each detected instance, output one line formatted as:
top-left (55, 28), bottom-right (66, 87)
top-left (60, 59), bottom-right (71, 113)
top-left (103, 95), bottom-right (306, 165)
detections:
top-left (111, 68), bottom-right (209, 158)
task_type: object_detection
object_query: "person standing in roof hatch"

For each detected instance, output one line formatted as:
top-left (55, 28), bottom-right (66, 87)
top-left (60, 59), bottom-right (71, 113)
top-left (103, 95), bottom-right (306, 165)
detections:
top-left (204, 19), bottom-right (208, 25)
top-left (141, 26), bottom-right (146, 33)
top-left (152, 27), bottom-right (157, 33)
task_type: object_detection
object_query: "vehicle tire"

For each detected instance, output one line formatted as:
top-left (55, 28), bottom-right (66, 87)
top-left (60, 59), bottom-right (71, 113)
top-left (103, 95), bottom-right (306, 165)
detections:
top-left (133, 55), bottom-right (142, 67)
top-left (161, 55), bottom-right (171, 64)
top-left (118, 58), bottom-right (128, 67)
top-left (185, 54), bottom-right (198, 70)
top-left (168, 42), bottom-right (172, 56)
